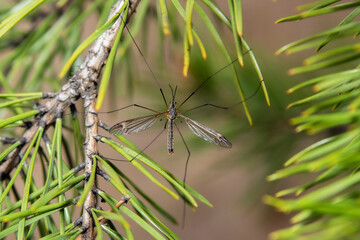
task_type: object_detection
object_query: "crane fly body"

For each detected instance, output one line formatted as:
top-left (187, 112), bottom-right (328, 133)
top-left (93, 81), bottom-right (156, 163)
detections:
top-left (109, 85), bottom-right (232, 154)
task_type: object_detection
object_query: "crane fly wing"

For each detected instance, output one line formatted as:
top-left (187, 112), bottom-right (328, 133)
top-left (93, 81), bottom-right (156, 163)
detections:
top-left (179, 114), bottom-right (232, 148)
top-left (110, 113), bottom-right (165, 135)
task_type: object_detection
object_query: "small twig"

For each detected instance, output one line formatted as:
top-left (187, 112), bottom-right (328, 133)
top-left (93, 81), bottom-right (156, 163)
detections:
top-left (73, 163), bottom-right (86, 174)
top-left (0, 137), bottom-right (18, 144)
top-left (42, 92), bottom-right (57, 99)
top-left (98, 195), bottom-right (131, 225)
top-left (75, 195), bottom-right (131, 240)
top-left (96, 168), bottom-right (110, 181)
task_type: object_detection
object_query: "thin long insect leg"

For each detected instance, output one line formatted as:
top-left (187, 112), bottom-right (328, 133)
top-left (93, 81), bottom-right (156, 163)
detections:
top-left (96, 128), bottom-right (166, 163)
top-left (174, 123), bottom-right (191, 228)
top-left (182, 80), bottom-right (264, 114)
top-left (66, 104), bottom-right (161, 116)
top-left (128, 126), bottom-right (167, 162)
top-left (123, 21), bottom-right (168, 108)
top-left (182, 103), bottom-right (228, 114)
top-left (84, 147), bottom-right (129, 163)
top-left (99, 104), bottom-right (161, 114)
top-left (177, 58), bottom-right (239, 110)
top-left (97, 153), bottom-right (129, 162)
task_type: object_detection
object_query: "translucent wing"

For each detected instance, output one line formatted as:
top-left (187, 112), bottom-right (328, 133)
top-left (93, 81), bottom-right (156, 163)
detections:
top-left (110, 113), bottom-right (165, 135)
top-left (179, 114), bottom-right (232, 148)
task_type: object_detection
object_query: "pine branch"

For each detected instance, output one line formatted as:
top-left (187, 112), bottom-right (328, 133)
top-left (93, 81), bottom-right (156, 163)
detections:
top-left (268, 1), bottom-right (360, 239)
top-left (0, 0), bottom-right (141, 238)
top-left (0, 0), bottom-right (139, 178)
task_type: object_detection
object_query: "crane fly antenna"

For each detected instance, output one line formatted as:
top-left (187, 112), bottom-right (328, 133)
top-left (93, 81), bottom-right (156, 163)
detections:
top-left (169, 85), bottom-right (174, 99)
top-left (177, 58), bottom-right (239, 110)
top-left (174, 86), bottom-right (178, 101)
top-left (124, 22), bottom-right (168, 108)
top-left (168, 85), bottom-right (178, 101)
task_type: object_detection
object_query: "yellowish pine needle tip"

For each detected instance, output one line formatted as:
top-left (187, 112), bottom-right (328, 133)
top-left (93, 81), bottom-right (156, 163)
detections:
top-left (295, 189), bottom-right (303, 196)
top-left (348, 106), bottom-right (356, 113)
top-left (300, 111), bottom-right (309, 117)
top-left (266, 174), bottom-right (275, 181)
top-left (288, 69), bottom-right (296, 75)
top-left (183, 67), bottom-right (188, 77)
top-left (163, 28), bottom-right (170, 36)
top-left (312, 85), bottom-right (320, 92)
top-left (238, 58), bottom-right (244, 68)
top-left (274, 192), bottom-right (281, 197)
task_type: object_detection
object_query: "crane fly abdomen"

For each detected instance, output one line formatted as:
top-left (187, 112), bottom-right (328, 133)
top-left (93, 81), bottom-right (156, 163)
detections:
top-left (167, 120), bottom-right (175, 154)
top-left (166, 99), bottom-right (178, 155)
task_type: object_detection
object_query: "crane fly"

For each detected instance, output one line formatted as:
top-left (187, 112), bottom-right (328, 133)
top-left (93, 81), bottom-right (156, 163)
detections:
top-left (109, 85), bottom-right (232, 154)
top-left (107, 22), bottom-right (238, 155)
top-left (105, 21), bottom-right (261, 227)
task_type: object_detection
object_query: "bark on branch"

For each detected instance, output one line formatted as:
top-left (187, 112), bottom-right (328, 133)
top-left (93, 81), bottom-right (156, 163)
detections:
top-left (0, 0), bottom-right (141, 238)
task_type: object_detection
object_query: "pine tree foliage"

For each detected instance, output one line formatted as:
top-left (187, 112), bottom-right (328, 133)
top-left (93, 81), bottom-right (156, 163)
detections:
top-left (265, 1), bottom-right (360, 239)
top-left (0, 0), bottom-right (265, 239)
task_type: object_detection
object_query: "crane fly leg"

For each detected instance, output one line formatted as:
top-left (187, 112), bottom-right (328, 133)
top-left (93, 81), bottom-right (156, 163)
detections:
top-left (102, 104), bottom-right (161, 114)
top-left (174, 123), bottom-right (191, 228)
top-left (182, 103), bottom-right (228, 114)
top-left (127, 127), bottom-right (166, 162)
